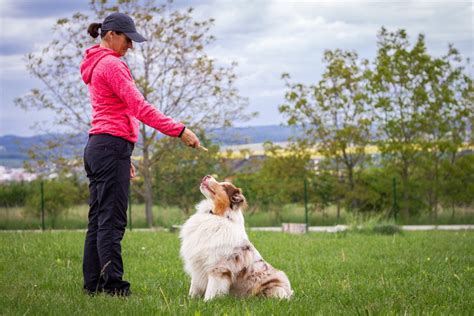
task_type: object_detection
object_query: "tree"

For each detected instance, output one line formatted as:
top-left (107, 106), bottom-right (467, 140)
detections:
top-left (439, 154), bottom-right (474, 219)
top-left (15, 0), bottom-right (254, 227)
top-left (279, 49), bottom-right (372, 215)
top-left (416, 45), bottom-right (472, 219)
top-left (368, 28), bottom-right (473, 219)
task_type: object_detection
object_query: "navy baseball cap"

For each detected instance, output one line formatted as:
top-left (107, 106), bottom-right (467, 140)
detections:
top-left (101, 12), bottom-right (147, 43)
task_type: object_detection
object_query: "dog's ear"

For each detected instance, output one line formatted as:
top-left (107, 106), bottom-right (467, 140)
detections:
top-left (231, 190), bottom-right (247, 210)
top-left (223, 184), bottom-right (247, 210)
top-left (231, 192), bottom-right (244, 204)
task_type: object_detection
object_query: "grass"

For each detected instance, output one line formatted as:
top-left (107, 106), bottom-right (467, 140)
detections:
top-left (1, 203), bottom-right (474, 230)
top-left (0, 230), bottom-right (473, 315)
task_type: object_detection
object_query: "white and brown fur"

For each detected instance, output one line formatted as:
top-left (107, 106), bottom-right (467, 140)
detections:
top-left (179, 175), bottom-right (293, 301)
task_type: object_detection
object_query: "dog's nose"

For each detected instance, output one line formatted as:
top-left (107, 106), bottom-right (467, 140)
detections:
top-left (202, 175), bottom-right (211, 182)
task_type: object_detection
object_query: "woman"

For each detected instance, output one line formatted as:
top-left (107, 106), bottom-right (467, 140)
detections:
top-left (80, 12), bottom-right (200, 296)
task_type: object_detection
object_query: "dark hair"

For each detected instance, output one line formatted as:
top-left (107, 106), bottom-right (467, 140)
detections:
top-left (87, 23), bottom-right (108, 39)
top-left (87, 23), bottom-right (126, 39)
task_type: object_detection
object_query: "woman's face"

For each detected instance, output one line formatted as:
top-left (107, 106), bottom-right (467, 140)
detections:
top-left (104, 31), bottom-right (133, 56)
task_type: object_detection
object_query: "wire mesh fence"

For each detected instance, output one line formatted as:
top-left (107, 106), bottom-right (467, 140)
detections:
top-left (1, 176), bottom-right (473, 230)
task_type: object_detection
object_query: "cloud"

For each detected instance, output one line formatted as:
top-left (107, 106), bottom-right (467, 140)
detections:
top-left (0, 16), bottom-right (59, 56)
top-left (189, 0), bottom-right (473, 129)
top-left (0, 55), bottom-right (28, 77)
top-left (0, 0), bottom-right (472, 135)
top-left (1, 0), bottom-right (88, 18)
top-left (0, 41), bottom-right (32, 56)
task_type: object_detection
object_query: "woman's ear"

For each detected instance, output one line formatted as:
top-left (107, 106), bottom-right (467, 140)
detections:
top-left (103, 31), bottom-right (112, 41)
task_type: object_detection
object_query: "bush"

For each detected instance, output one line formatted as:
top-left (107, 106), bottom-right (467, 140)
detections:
top-left (24, 179), bottom-right (80, 225)
top-left (0, 182), bottom-right (32, 207)
top-left (372, 224), bottom-right (401, 235)
top-left (346, 212), bottom-right (401, 235)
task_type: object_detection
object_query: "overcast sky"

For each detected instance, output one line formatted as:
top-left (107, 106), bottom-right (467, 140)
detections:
top-left (0, 0), bottom-right (472, 136)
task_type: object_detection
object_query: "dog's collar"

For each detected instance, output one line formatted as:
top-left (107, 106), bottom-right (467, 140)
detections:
top-left (208, 209), bottom-right (232, 221)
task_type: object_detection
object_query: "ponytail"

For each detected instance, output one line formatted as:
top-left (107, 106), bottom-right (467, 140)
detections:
top-left (87, 23), bottom-right (102, 39)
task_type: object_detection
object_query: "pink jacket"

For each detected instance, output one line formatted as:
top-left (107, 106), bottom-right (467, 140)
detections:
top-left (80, 45), bottom-right (185, 143)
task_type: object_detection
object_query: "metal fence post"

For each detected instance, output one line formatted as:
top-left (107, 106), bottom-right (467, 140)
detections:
top-left (40, 181), bottom-right (45, 231)
top-left (392, 177), bottom-right (398, 221)
top-left (129, 184), bottom-right (132, 231)
top-left (304, 179), bottom-right (309, 233)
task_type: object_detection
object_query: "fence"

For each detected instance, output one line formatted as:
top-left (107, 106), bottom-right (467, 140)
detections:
top-left (29, 181), bottom-right (136, 231)
top-left (1, 176), bottom-right (473, 230)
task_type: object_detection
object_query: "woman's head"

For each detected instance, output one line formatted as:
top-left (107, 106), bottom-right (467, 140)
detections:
top-left (87, 12), bottom-right (146, 56)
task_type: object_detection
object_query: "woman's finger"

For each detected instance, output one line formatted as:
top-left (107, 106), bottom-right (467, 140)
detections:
top-left (130, 163), bottom-right (136, 178)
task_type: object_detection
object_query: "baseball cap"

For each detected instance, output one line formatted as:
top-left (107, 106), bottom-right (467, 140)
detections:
top-left (101, 12), bottom-right (147, 43)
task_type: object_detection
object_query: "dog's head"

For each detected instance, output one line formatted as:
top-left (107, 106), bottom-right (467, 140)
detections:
top-left (200, 175), bottom-right (247, 216)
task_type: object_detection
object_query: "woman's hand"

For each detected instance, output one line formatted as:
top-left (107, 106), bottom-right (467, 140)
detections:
top-left (130, 163), bottom-right (136, 178)
top-left (180, 128), bottom-right (200, 148)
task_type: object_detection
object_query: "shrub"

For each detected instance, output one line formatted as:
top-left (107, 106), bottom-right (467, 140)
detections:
top-left (0, 182), bottom-right (32, 207)
top-left (372, 224), bottom-right (401, 235)
top-left (24, 179), bottom-right (80, 225)
top-left (346, 212), bottom-right (401, 235)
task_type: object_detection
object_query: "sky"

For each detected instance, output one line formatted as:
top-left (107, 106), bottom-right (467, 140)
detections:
top-left (0, 0), bottom-right (472, 137)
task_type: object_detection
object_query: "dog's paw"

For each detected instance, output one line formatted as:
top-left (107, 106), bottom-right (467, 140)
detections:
top-left (188, 285), bottom-right (205, 299)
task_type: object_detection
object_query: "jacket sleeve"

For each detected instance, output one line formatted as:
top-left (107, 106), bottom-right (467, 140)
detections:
top-left (105, 58), bottom-right (185, 138)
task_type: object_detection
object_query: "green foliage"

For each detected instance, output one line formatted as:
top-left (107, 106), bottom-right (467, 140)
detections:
top-left (232, 142), bottom-right (313, 213)
top-left (24, 179), bottom-right (81, 224)
top-left (344, 167), bottom-right (394, 213)
top-left (371, 224), bottom-right (402, 235)
top-left (345, 212), bottom-right (400, 234)
top-left (151, 131), bottom-right (222, 214)
top-left (307, 169), bottom-right (339, 211)
top-left (439, 154), bottom-right (474, 208)
top-left (0, 182), bottom-right (32, 207)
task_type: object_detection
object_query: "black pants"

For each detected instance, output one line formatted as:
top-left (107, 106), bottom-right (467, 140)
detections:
top-left (83, 134), bottom-right (134, 293)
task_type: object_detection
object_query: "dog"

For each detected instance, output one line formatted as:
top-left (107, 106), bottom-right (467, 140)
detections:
top-left (179, 175), bottom-right (293, 301)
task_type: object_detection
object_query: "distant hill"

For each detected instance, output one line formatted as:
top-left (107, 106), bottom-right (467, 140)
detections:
top-left (208, 125), bottom-right (303, 145)
top-left (0, 125), bottom-right (303, 167)
top-left (0, 133), bottom-right (87, 168)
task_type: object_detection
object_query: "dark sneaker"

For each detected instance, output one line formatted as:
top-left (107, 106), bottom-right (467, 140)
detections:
top-left (83, 287), bottom-right (103, 296)
top-left (104, 288), bottom-right (132, 297)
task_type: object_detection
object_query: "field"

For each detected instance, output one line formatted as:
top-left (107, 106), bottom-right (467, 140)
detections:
top-left (1, 230), bottom-right (473, 315)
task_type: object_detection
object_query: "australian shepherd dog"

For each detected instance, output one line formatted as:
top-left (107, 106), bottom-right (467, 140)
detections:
top-left (179, 175), bottom-right (293, 301)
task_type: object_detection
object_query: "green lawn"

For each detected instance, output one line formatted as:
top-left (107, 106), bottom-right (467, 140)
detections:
top-left (1, 231), bottom-right (473, 315)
